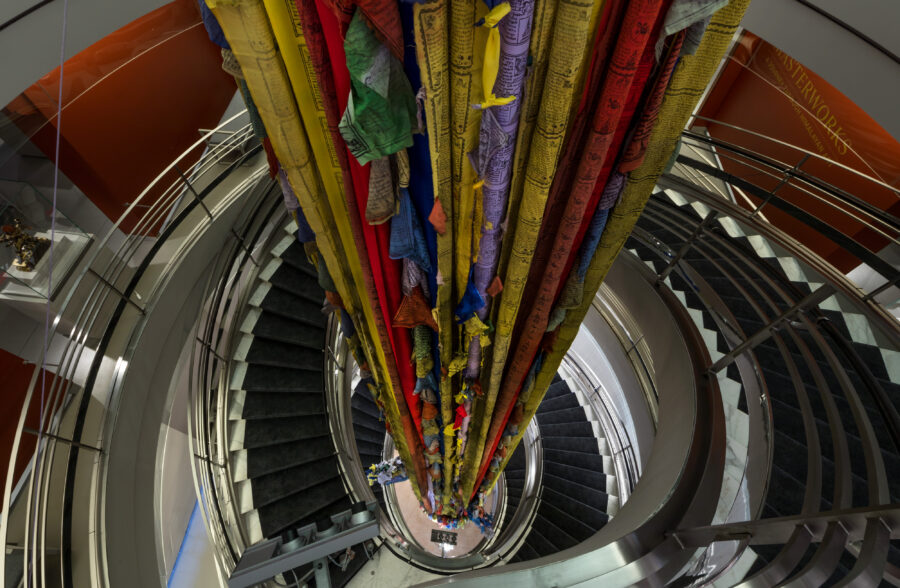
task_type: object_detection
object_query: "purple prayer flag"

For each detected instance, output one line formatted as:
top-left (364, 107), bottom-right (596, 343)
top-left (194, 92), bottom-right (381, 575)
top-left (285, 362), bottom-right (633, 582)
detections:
top-left (466, 0), bottom-right (535, 377)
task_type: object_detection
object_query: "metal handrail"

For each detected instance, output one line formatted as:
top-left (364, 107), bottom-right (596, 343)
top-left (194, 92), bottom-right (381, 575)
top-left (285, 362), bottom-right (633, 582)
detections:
top-left (632, 187), bottom-right (897, 585)
top-left (4, 104), bottom-right (897, 587)
top-left (558, 354), bottom-right (639, 502)
top-left (675, 125), bottom-right (900, 286)
top-left (0, 109), bottom-right (260, 587)
top-left (187, 182), bottom-right (283, 579)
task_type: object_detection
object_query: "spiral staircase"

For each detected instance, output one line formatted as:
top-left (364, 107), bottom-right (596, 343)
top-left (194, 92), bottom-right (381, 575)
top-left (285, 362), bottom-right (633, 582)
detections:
top-left (3, 109), bottom-right (898, 588)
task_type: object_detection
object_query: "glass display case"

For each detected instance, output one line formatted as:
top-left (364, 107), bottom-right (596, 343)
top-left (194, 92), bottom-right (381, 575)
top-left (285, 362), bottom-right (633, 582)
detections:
top-left (0, 179), bottom-right (91, 299)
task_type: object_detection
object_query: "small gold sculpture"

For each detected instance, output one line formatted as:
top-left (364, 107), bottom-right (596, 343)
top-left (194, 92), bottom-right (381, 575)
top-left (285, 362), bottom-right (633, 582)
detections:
top-left (1, 219), bottom-right (50, 272)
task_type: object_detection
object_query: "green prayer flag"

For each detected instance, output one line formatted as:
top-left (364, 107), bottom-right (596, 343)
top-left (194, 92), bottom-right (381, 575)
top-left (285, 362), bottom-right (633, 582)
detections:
top-left (339, 10), bottom-right (417, 166)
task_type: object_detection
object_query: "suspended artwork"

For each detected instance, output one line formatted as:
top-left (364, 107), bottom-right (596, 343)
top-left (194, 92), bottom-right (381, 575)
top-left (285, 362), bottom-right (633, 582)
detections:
top-left (203, 0), bottom-right (750, 526)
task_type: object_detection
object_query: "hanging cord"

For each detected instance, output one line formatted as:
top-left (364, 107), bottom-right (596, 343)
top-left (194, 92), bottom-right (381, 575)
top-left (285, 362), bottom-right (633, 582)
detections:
top-left (31, 0), bottom-right (68, 585)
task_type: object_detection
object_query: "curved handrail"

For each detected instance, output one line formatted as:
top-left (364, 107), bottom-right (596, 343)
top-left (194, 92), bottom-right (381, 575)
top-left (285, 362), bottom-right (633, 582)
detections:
top-left (632, 186), bottom-right (897, 585)
top-left (0, 109), bottom-right (261, 587)
top-left (432, 162), bottom-right (898, 585)
top-left (675, 125), bottom-right (900, 288)
top-left (5, 105), bottom-right (898, 587)
top-left (187, 185), bottom-right (284, 578)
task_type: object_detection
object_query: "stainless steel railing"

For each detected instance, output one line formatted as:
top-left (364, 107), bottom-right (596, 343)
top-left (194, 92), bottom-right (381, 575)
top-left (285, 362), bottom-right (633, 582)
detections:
top-left (6, 100), bottom-right (896, 587)
top-left (627, 177), bottom-right (898, 584)
top-left (419, 131), bottom-right (898, 586)
top-left (0, 109), bottom-right (264, 588)
top-left (187, 179), bottom-right (284, 579)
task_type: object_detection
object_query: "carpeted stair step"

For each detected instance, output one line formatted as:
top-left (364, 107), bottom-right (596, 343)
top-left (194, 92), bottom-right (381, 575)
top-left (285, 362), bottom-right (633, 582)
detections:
top-left (545, 486), bottom-right (613, 528)
top-left (247, 458), bottom-right (341, 510)
top-left (765, 464), bottom-right (812, 518)
top-left (542, 448), bottom-right (610, 472)
top-left (255, 285), bottom-right (327, 326)
top-left (537, 392), bottom-right (582, 413)
top-left (544, 461), bottom-right (609, 491)
top-left (506, 496), bottom-right (521, 513)
top-left (243, 437), bottom-right (336, 480)
top-left (257, 480), bottom-right (351, 538)
top-left (541, 476), bottom-right (612, 515)
top-left (505, 468), bottom-right (526, 482)
top-left (355, 438), bottom-right (384, 458)
top-left (535, 406), bottom-right (589, 427)
top-left (277, 241), bottom-right (319, 278)
top-left (264, 262), bottom-right (325, 305)
top-left (513, 542), bottom-right (540, 562)
top-left (537, 500), bottom-right (597, 542)
top-left (507, 443), bottom-right (527, 470)
top-left (541, 381), bottom-right (573, 401)
top-left (237, 391), bottom-right (325, 420)
top-left (329, 541), bottom-right (375, 588)
top-left (240, 416), bottom-right (330, 450)
top-left (352, 404), bottom-right (384, 429)
top-left (532, 514), bottom-right (578, 552)
top-left (523, 524), bottom-right (558, 557)
top-left (351, 389), bottom-right (380, 410)
top-left (352, 422), bottom-right (386, 445)
top-left (234, 363), bottom-right (323, 393)
top-left (241, 338), bottom-right (324, 369)
top-left (357, 456), bottom-right (383, 473)
top-left (539, 421), bottom-right (595, 438)
top-left (542, 435), bottom-right (607, 455)
top-left (246, 310), bottom-right (325, 348)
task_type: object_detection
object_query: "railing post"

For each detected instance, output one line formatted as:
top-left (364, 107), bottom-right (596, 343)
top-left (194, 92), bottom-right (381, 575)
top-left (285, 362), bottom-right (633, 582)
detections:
top-left (87, 268), bottom-right (145, 314)
top-left (657, 210), bottom-right (719, 282)
top-left (196, 336), bottom-right (226, 362)
top-left (863, 274), bottom-right (900, 302)
top-left (174, 163), bottom-right (214, 220)
top-left (707, 284), bottom-right (835, 374)
top-left (23, 427), bottom-right (102, 452)
top-left (750, 153), bottom-right (810, 217)
top-left (230, 228), bottom-right (261, 267)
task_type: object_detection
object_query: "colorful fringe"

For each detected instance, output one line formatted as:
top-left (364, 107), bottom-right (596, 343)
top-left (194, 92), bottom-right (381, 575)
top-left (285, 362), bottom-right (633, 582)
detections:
top-left (204, 0), bottom-right (751, 522)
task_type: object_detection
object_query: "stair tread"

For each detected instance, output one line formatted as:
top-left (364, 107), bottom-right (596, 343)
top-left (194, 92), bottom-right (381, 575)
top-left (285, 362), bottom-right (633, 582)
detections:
top-left (245, 437), bottom-right (336, 479)
top-left (243, 416), bottom-right (330, 449)
top-left (544, 461), bottom-right (608, 490)
top-left (250, 312), bottom-right (326, 348)
top-left (245, 338), bottom-right (324, 370)
top-left (539, 422), bottom-right (595, 438)
top-left (241, 391), bottom-right (325, 419)
top-left (240, 364), bottom-right (323, 393)
top-left (524, 524), bottom-right (558, 557)
top-left (353, 423), bottom-right (386, 445)
top-left (542, 380), bottom-right (573, 401)
top-left (259, 485), bottom-right (352, 538)
top-left (537, 393), bottom-right (581, 413)
top-left (535, 406), bottom-right (589, 426)
top-left (543, 447), bottom-right (607, 471)
top-left (513, 542), bottom-right (540, 562)
top-left (268, 263), bottom-right (325, 305)
top-left (542, 436), bottom-right (603, 455)
top-left (355, 438), bottom-right (385, 457)
top-left (541, 475), bottom-right (611, 516)
top-left (352, 408), bottom-right (385, 433)
top-left (279, 241), bottom-right (319, 278)
top-left (259, 288), bottom-right (326, 326)
top-left (250, 457), bottom-right (341, 509)
top-left (532, 513), bottom-right (579, 552)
